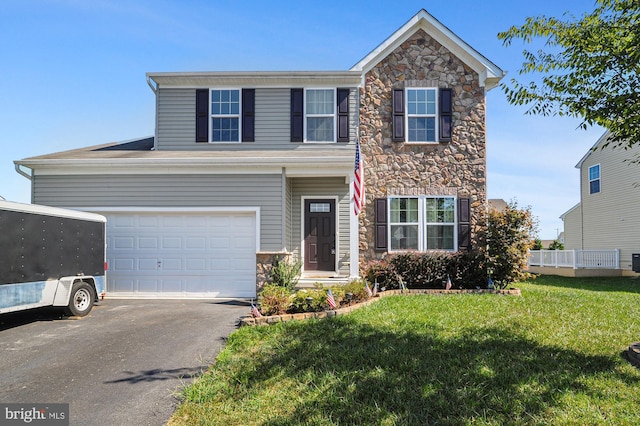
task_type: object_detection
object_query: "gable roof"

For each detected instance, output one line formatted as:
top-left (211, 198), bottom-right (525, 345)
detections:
top-left (575, 130), bottom-right (612, 169)
top-left (350, 9), bottom-right (505, 90)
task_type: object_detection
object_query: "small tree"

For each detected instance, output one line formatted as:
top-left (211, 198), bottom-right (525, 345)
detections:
top-left (548, 240), bottom-right (565, 250)
top-left (532, 238), bottom-right (543, 250)
top-left (269, 255), bottom-right (302, 292)
top-left (486, 201), bottom-right (538, 288)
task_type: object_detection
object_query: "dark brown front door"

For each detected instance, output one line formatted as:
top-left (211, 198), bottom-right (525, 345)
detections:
top-left (304, 199), bottom-right (336, 271)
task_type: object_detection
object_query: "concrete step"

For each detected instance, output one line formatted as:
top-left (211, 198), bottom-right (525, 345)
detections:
top-left (296, 276), bottom-right (350, 289)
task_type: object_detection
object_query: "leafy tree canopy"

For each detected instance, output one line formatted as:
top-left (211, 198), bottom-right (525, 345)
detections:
top-left (499, 0), bottom-right (640, 148)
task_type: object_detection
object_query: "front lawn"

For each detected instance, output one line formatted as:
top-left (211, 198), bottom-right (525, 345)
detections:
top-left (169, 276), bottom-right (640, 425)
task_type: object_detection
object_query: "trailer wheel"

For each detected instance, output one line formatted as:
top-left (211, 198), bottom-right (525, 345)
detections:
top-left (66, 281), bottom-right (95, 317)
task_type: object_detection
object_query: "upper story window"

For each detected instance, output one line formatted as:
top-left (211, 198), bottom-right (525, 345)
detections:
top-left (392, 87), bottom-right (452, 143)
top-left (407, 88), bottom-right (437, 142)
top-left (389, 196), bottom-right (456, 251)
top-left (589, 164), bottom-right (601, 194)
top-left (211, 89), bottom-right (240, 142)
top-left (195, 88), bottom-right (255, 143)
top-left (291, 88), bottom-right (348, 143)
top-left (306, 89), bottom-right (335, 142)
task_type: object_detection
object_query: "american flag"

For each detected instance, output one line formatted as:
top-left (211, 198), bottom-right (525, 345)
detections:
top-left (365, 281), bottom-right (372, 297)
top-left (353, 138), bottom-right (364, 216)
top-left (372, 281), bottom-right (378, 296)
top-left (251, 303), bottom-right (262, 318)
top-left (445, 275), bottom-right (452, 290)
top-left (326, 289), bottom-right (337, 309)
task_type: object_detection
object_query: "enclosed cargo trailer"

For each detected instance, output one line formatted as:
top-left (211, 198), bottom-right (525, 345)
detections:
top-left (0, 200), bottom-right (106, 316)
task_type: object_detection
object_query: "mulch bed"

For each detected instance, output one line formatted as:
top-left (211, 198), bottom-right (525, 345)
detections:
top-left (240, 288), bottom-right (521, 327)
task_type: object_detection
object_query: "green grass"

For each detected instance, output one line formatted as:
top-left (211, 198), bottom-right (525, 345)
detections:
top-left (169, 276), bottom-right (640, 425)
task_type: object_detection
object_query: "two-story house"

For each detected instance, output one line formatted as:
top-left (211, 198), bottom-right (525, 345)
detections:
top-left (561, 130), bottom-right (640, 275)
top-left (14, 9), bottom-right (504, 298)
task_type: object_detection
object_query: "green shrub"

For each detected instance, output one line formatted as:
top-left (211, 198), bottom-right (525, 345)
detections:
top-left (486, 200), bottom-right (537, 288)
top-left (258, 284), bottom-right (291, 316)
top-left (362, 258), bottom-right (400, 290)
top-left (269, 255), bottom-right (301, 292)
top-left (342, 278), bottom-right (371, 303)
top-left (289, 288), bottom-right (326, 313)
top-left (363, 250), bottom-right (487, 290)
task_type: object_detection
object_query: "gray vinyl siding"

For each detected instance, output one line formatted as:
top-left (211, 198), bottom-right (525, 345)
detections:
top-left (290, 177), bottom-right (350, 275)
top-left (562, 205), bottom-right (582, 250)
top-left (156, 89), bottom-right (195, 149)
top-left (579, 142), bottom-right (640, 270)
top-left (155, 87), bottom-right (358, 151)
top-left (32, 174), bottom-right (285, 251)
top-left (255, 89), bottom-right (290, 146)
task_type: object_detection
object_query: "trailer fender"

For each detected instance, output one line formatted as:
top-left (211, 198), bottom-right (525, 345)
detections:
top-left (52, 277), bottom-right (97, 307)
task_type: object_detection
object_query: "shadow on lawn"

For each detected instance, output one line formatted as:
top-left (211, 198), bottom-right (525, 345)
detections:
top-left (233, 319), bottom-right (638, 425)
top-left (528, 274), bottom-right (640, 294)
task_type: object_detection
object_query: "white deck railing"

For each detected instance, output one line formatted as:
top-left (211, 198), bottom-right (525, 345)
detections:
top-left (528, 249), bottom-right (620, 269)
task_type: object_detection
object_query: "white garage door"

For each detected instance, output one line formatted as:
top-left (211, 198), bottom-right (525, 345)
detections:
top-left (105, 212), bottom-right (256, 298)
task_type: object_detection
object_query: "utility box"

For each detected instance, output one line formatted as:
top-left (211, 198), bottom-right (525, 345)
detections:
top-left (633, 254), bottom-right (640, 273)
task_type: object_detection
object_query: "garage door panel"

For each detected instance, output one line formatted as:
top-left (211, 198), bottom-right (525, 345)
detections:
top-left (162, 258), bottom-right (182, 271)
top-left (106, 212), bottom-right (256, 298)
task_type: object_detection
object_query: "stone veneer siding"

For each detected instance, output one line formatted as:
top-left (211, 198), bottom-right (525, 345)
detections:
top-left (256, 251), bottom-right (293, 292)
top-left (358, 29), bottom-right (487, 269)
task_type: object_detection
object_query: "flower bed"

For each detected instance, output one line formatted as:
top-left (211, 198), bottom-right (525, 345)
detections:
top-left (240, 288), bottom-right (521, 326)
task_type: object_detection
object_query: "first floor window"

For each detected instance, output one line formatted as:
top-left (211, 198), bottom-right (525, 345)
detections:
top-left (389, 196), bottom-right (456, 251)
top-left (589, 164), bottom-right (600, 194)
top-left (211, 89), bottom-right (240, 142)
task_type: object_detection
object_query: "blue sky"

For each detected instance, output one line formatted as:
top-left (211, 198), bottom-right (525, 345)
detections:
top-left (0, 0), bottom-right (605, 240)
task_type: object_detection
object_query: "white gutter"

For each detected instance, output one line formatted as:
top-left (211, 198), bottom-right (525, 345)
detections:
top-left (146, 75), bottom-right (157, 94)
top-left (14, 163), bottom-right (32, 180)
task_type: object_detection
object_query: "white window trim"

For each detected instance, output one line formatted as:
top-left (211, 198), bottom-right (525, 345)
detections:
top-left (304, 88), bottom-right (337, 143)
top-left (388, 195), bottom-right (457, 252)
top-left (209, 88), bottom-right (242, 144)
top-left (406, 87), bottom-right (438, 144)
top-left (588, 163), bottom-right (601, 194)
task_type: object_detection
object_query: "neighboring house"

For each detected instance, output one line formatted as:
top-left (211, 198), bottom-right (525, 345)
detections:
top-left (14, 9), bottom-right (504, 298)
top-left (561, 131), bottom-right (640, 275)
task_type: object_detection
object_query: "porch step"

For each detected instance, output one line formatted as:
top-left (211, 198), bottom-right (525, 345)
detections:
top-left (296, 276), bottom-right (350, 289)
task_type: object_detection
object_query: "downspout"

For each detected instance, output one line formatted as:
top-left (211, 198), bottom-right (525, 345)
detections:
top-left (579, 166), bottom-right (584, 250)
top-left (146, 75), bottom-right (159, 151)
top-left (349, 86), bottom-right (362, 278)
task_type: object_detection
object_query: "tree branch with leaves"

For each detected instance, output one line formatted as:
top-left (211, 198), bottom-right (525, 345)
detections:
top-left (499, 0), bottom-right (640, 148)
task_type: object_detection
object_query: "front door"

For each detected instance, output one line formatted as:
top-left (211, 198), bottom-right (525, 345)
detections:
top-left (304, 199), bottom-right (336, 271)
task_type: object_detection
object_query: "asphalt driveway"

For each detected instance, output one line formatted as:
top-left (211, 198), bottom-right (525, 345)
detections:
top-left (0, 299), bottom-right (249, 425)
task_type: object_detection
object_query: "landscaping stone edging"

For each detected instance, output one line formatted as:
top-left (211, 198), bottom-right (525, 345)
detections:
top-left (240, 288), bottom-right (521, 327)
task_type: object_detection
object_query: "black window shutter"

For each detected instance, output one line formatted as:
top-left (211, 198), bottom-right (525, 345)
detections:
top-left (458, 197), bottom-right (471, 251)
top-left (195, 89), bottom-right (209, 143)
top-left (337, 88), bottom-right (349, 143)
top-left (374, 198), bottom-right (388, 252)
top-left (392, 88), bottom-right (405, 142)
top-left (242, 89), bottom-right (255, 142)
top-left (290, 88), bottom-right (304, 142)
top-left (440, 88), bottom-right (453, 142)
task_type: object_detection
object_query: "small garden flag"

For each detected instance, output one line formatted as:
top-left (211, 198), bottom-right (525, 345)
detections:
top-left (251, 303), bottom-right (262, 318)
top-left (365, 281), bottom-right (372, 297)
top-left (327, 289), bottom-right (337, 309)
top-left (445, 275), bottom-right (452, 290)
top-left (488, 276), bottom-right (494, 289)
top-left (373, 281), bottom-right (378, 296)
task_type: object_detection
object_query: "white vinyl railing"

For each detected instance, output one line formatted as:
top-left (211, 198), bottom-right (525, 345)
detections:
top-left (528, 249), bottom-right (620, 269)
